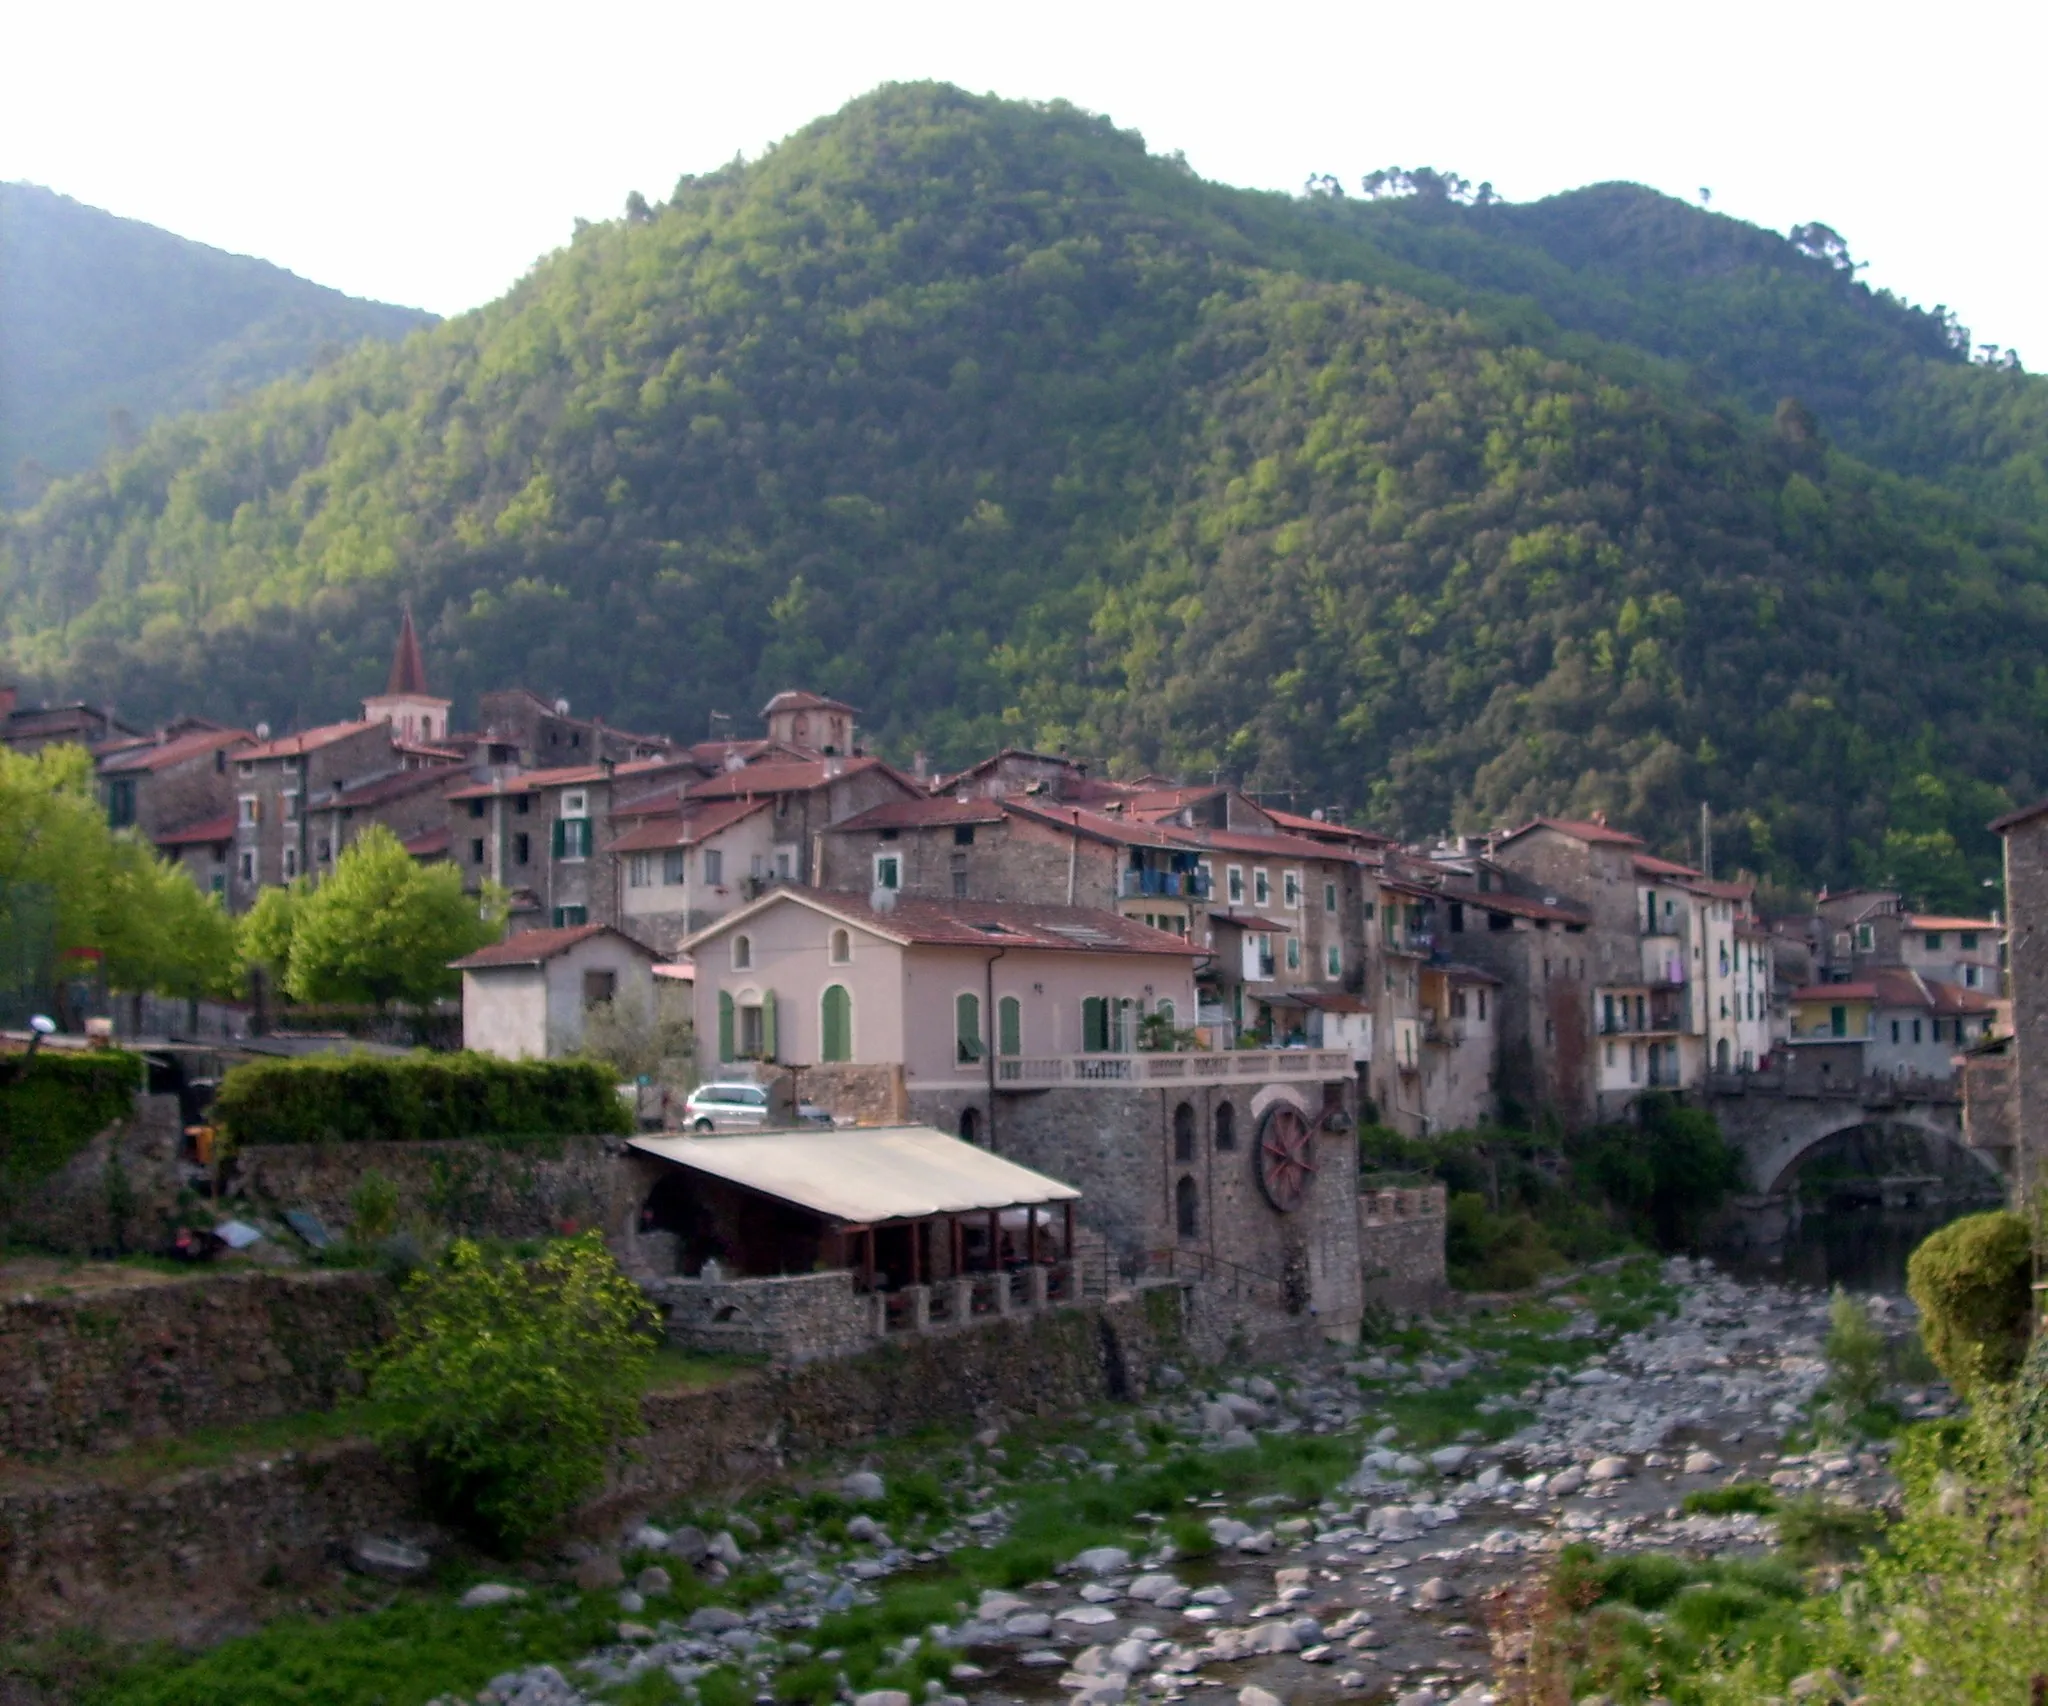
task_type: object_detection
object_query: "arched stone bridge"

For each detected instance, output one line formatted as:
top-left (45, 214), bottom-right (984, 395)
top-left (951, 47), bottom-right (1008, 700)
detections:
top-left (1703, 1075), bottom-right (2005, 1198)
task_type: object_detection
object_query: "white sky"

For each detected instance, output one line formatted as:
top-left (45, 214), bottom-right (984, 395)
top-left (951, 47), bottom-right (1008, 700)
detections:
top-left (7, 0), bottom-right (2043, 365)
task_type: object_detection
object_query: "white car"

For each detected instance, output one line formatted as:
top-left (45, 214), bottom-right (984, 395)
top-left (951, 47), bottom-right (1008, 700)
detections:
top-left (683, 1082), bottom-right (833, 1132)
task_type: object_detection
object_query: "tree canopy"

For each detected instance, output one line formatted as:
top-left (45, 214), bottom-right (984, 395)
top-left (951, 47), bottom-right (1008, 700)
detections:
top-left (4, 84), bottom-right (2047, 901)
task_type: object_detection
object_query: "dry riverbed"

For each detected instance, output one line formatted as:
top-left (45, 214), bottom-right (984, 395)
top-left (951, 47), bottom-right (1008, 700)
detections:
top-left (70, 1256), bottom-right (1946, 1706)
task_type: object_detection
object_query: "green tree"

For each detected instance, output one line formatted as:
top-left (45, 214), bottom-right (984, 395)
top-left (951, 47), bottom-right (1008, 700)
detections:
top-left (0, 742), bottom-right (238, 1000)
top-left (238, 879), bottom-right (302, 980)
top-left (368, 1232), bottom-right (657, 1551)
top-left (284, 826), bottom-right (504, 1011)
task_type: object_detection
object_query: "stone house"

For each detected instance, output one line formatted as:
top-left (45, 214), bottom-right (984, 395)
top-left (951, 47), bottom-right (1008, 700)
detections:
top-left (1898, 914), bottom-right (2003, 995)
top-left (760, 690), bottom-right (858, 755)
top-left (475, 686), bottom-right (678, 768)
top-left (0, 686), bottom-right (136, 754)
top-left (451, 922), bottom-right (660, 1059)
top-left (679, 756), bottom-right (922, 888)
top-left (1785, 969), bottom-right (1996, 1080)
top-left (1989, 795), bottom-right (2048, 1209)
top-left (609, 798), bottom-right (777, 954)
top-left (91, 724), bottom-right (253, 900)
top-left (229, 719), bottom-right (432, 907)
top-left (678, 886), bottom-right (1364, 1341)
top-left (305, 765), bottom-right (465, 880)
top-left (1414, 963), bottom-right (1501, 1134)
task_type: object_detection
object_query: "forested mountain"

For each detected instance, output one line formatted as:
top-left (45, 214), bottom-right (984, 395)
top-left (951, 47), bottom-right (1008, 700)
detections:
top-left (0, 183), bottom-right (433, 495)
top-left (3, 86), bottom-right (2046, 906)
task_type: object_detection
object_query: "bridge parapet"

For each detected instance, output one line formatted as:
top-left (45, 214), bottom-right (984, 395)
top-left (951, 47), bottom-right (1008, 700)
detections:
top-left (1705, 1069), bottom-right (1959, 1106)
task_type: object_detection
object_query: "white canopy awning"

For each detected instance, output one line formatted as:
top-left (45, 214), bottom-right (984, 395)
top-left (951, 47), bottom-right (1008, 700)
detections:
top-left (629, 1125), bottom-right (1081, 1226)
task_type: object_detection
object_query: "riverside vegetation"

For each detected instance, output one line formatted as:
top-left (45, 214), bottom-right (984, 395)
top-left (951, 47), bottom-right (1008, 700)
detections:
top-left (7, 85), bottom-right (2048, 901)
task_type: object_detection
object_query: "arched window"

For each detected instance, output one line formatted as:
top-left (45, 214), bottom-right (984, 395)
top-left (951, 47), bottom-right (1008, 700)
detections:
top-left (1215, 1100), bottom-right (1236, 1151)
top-left (1173, 1102), bottom-right (1195, 1162)
top-left (956, 992), bottom-right (984, 1064)
top-left (829, 928), bottom-right (851, 965)
top-left (1715, 1037), bottom-right (1730, 1071)
top-left (998, 995), bottom-right (1022, 1058)
top-left (732, 934), bottom-right (752, 970)
top-left (1176, 1175), bottom-right (1199, 1241)
top-left (1154, 997), bottom-right (1176, 1029)
top-left (959, 1106), bottom-right (981, 1146)
top-left (821, 984), bottom-right (852, 1063)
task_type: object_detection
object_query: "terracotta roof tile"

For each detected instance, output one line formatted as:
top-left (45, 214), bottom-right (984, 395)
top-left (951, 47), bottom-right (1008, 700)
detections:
top-left (98, 727), bottom-right (254, 774)
top-left (450, 923), bottom-right (657, 970)
top-left (681, 888), bottom-right (1201, 959)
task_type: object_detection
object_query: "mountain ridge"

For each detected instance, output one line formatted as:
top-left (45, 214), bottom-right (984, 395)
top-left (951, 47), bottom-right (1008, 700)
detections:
top-left (2, 83), bottom-right (2044, 908)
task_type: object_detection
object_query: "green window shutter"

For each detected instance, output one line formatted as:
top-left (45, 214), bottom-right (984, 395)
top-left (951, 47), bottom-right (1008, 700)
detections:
top-left (1082, 996), bottom-right (1106, 1053)
top-left (718, 991), bottom-right (734, 1063)
top-left (998, 996), bottom-right (1021, 1058)
top-left (761, 989), bottom-right (778, 1060)
top-left (956, 992), bottom-right (982, 1063)
top-left (552, 819), bottom-right (566, 857)
top-left (822, 985), bottom-right (851, 1063)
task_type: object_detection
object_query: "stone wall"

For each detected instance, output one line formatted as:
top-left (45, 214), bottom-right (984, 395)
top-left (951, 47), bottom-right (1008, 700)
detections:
top-left (799, 1063), bottom-right (908, 1126)
top-left (2, 1093), bottom-right (186, 1257)
top-left (1357, 1184), bottom-right (1447, 1310)
top-left (233, 1135), bottom-right (635, 1241)
top-left (649, 1269), bottom-right (880, 1363)
top-left (0, 1269), bottom-right (390, 1458)
top-left (0, 1294), bottom-right (1178, 1639)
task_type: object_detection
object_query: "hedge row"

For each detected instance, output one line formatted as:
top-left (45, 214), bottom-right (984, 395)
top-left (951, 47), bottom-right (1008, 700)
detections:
top-left (0, 1050), bottom-right (143, 1208)
top-left (213, 1053), bottom-right (632, 1147)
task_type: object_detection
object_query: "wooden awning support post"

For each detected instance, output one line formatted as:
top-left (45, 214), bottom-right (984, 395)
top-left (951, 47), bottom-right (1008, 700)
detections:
top-left (987, 1208), bottom-right (999, 1270)
top-left (1027, 1202), bottom-right (1040, 1266)
top-left (1063, 1199), bottom-right (1075, 1262)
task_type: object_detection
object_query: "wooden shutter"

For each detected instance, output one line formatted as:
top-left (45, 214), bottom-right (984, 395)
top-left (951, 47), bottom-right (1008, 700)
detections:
top-left (761, 989), bottom-right (778, 1060)
top-left (552, 818), bottom-right (567, 857)
top-left (955, 992), bottom-right (982, 1062)
top-left (822, 985), bottom-right (851, 1063)
top-left (718, 991), bottom-right (734, 1062)
top-left (998, 996), bottom-right (1021, 1058)
top-left (1082, 996), bottom-right (1106, 1054)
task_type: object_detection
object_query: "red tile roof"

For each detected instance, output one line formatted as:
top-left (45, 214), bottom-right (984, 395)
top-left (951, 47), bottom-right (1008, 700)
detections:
top-left (1790, 969), bottom-right (1995, 1013)
top-left (326, 766), bottom-right (464, 810)
top-left (683, 756), bottom-right (899, 800)
top-left (1175, 827), bottom-right (1364, 862)
top-left (1257, 807), bottom-right (1395, 846)
top-left (445, 758), bottom-right (689, 801)
top-left (154, 814), bottom-right (236, 847)
top-left (682, 888), bottom-right (1202, 958)
top-left (607, 798), bottom-right (771, 853)
top-left (98, 726), bottom-right (254, 774)
top-left (1000, 798), bottom-right (1185, 849)
top-left (1633, 853), bottom-right (1704, 878)
top-left (761, 689), bottom-right (858, 715)
top-left (1500, 816), bottom-right (1646, 848)
top-left (1906, 915), bottom-right (2002, 933)
top-left (239, 720), bottom-right (383, 761)
top-left (829, 795), bottom-right (1009, 832)
top-left (404, 826), bottom-right (452, 858)
top-left (450, 923), bottom-right (658, 970)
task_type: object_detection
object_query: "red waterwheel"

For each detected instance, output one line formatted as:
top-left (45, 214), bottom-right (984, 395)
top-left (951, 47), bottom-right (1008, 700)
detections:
top-left (1254, 1102), bottom-right (1318, 1212)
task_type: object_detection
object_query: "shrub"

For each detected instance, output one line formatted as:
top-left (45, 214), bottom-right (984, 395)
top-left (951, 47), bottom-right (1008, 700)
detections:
top-left (1569, 1095), bottom-right (1745, 1247)
top-left (213, 1053), bottom-right (630, 1147)
top-left (368, 1232), bottom-right (657, 1552)
top-left (0, 1050), bottom-right (141, 1209)
top-left (349, 1170), bottom-right (401, 1244)
top-left (1822, 1286), bottom-right (1888, 1411)
top-left (1906, 1210), bottom-right (2034, 1392)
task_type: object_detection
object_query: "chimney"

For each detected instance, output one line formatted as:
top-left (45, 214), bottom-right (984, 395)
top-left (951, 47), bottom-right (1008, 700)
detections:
top-left (913, 750), bottom-right (929, 780)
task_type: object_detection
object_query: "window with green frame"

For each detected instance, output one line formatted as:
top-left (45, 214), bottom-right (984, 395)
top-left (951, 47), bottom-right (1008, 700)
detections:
top-left (821, 984), bottom-right (852, 1063)
top-left (955, 992), bottom-right (983, 1063)
top-left (998, 995), bottom-right (1021, 1057)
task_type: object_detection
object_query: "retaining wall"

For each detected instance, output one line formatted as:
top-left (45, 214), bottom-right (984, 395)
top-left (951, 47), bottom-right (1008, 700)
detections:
top-left (1357, 1184), bottom-right (1447, 1310)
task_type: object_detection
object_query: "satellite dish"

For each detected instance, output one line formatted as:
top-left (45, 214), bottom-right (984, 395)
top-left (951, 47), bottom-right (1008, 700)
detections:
top-left (554, 698), bottom-right (571, 717)
top-left (255, 721), bottom-right (271, 740)
top-left (29, 1015), bottom-right (56, 1036)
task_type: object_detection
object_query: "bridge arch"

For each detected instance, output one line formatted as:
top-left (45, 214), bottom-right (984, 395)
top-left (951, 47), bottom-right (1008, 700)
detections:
top-left (1708, 1092), bottom-right (2004, 1200)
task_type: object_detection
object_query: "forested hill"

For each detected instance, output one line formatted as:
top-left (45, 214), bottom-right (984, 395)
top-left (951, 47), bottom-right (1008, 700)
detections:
top-left (0, 183), bottom-right (434, 495)
top-left (3, 85), bottom-right (2046, 907)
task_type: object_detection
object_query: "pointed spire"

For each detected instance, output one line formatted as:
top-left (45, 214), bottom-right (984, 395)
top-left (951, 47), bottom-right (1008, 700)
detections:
top-left (386, 604), bottom-right (429, 696)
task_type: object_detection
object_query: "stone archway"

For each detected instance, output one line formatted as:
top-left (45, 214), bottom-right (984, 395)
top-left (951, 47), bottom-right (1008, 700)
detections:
top-left (1763, 1115), bottom-right (2006, 1201)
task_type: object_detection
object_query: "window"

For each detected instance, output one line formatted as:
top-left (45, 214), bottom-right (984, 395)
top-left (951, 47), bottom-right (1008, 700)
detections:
top-left (999, 995), bottom-right (1022, 1057)
top-left (1363, 900), bottom-right (1377, 924)
top-left (1324, 881), bottom-right (1338, 914)
top-left (238, 849), bottom-right (255, 881)
top-left (1283, 870), bottom-right (1300, 909)
top-left (1285, 935), bottom-right (1301, 972)
top-left (554, 816), bottom-right (592, 860)
top-left (278, 791), bottom-right (299, 825)
top-left (238, 794), bottom-right (259, 827)
top-left (950, 852), bottom-right (968, 898)
top-left (1912, 1018), bottom-right (1923, 1044)
top-left (1605, 1041), bottom-right (1615, 1068)
top-left (282, 847), bottom-right (298, 879)
top-left (956, 992), bottom-right (984, 1064)
top-left (1965, 964), bottom-right (1981, 988)
top-left (468, 799), bottom-right (486, 820)
top-left (1960, 931), bottom-right (1979, 950)
top-left (1173, 1102), bottom-right (1195, 1162)
top-left (1254, 869), bottom-right (1270, 906)
top-left (1856, 923), bottom-right (1874, 951)
top-left (210, 873), bottom-right (225, 896)
top-left (515, 795), bottom-right (530, 815)
top-left (703, 849), bottom-right (724, 886)
top-left (732, 934), bottom-right (753, 970)
top-left (874, 853), bottom-right (901, 891)
top-left (552, 905), bottom-right (587, 927)
top-left (1227, 866), bottom-right (1244, 904)
top-left (738, 994), bottom-right (773, 1059)
top-left (1215, 1100), bottom-right (1236, 1151)
top-left (1326, 943), bottom-right (1341, 979)
top-left (106, 779), bottom-right (136, 827)
top-left (583, 969), bottom-right (616, 1007)
top-left (1629, 1043), bottom-right (1641, 1083)
top-left (953, 824), bottom-right (975, 846)
top-left (1176, 1175), bottom-right (1199, 1241)
top-left (515, 832), bottom-right (531, 867)
top-left (1477, 989), bottom-right (1487, 1021)
top-left (1924, 932), bottom-right (1943, 951)
top-left (1830, 1004), bottom-right (1847, 1038)
top-left (750, 854), bottom-right (767, 880)
top-left (316, 838), bottom-right (331, 862)
top-left (1890, 1020), bottom-right (1901, 1043)
top-left (1154, 997), bottom-right (1175, 1028)
top-left (1452, 990), bottom-right (1467, 1018)
top-left (821, 984), bottom-right (852, 1062)
top-left (472, 838), bottom-right (487, 865)
top-left (1082, 995), bottom-right (1109, 1053)
top-left (829, 928), bottom-right (852, 965)
top-left (662, 848), bottom-right (686, 884)
top-left (958, 1107), bottom-right (980, 1145)
top-left (628, 853), bottom-right (650, 887)
top-left (1198, 859), bottom-right (1214, 896)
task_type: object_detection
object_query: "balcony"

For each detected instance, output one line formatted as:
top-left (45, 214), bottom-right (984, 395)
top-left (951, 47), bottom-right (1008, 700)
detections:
top-left (1119, 868), bottom-right (1211, 900)
top-left (994, 1048), bottom-right (1353, 1089)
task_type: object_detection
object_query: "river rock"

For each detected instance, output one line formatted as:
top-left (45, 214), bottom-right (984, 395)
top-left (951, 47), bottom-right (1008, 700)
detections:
top-left (347, 1536), bottom-right (429, 1581)
top-left (1683, 1451), bottom-right (1723, 1475)
top-left (1221, 1427), bottom-right (1259, 1450)
top-left (1587, 1456), bottom-right (1632, 1483)
top-left (459, 1582), bottom-right (526, 1607)
top-left (979, 1591), bottom-right (1033, 1618)
top-left (1207, 1516), bottom-right (1254, 1546)
top-left (1415, 1575), bottom-right (1461, 1606)
top-left (1006, 1612), bottom-right (1054, 1637)
top-left (688, 1605), bottom-right (747, 1635)
top-left (705, 1529), bottom-right (744, 1565)
top-left (635, 1565), bottom-right (671, 1596)
top-left (1548, 1465), bottom-right (1586, 1496)
top-left (1430, 1445), bottom-right (1472, 1475)
top-left (1240, 1687), bottom-right (1285, 1706)
top-left (1245, 1376), bottom-right (1280, 1402)
top-left (1393, 1454), bottom-right (1426, 1476)
top-left (843, 1470), bottom-right (886, 1501)
top-left (1127, 1572), bottom-right (1180, 1602)
top-left (1072, 1545), bottom-right (1132, 1575)
top-left (666, 1524), bottom-right (709, 1562)
top-left (855, 1692), bottom-right (913, 1706)
top-left (1058, 1604), bottom-right (1119, 1626)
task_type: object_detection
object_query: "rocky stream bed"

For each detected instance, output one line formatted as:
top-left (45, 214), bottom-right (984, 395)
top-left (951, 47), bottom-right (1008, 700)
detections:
top-left (428, 1258), bottom-right (1946, 1706)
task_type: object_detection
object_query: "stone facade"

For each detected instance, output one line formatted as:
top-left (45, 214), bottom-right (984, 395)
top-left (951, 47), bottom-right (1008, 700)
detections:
top-left (0, 1269), bottom-right (390, 1458)
top-left (1994, 803), bottom-right (2048, 1208)
top-left (1357, 1184), bottom-right (1448, 1310)
top-left (1, 1093), bottom-right (186, 1256)
top-left (649, 1269), bottom-right (881, 1363)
